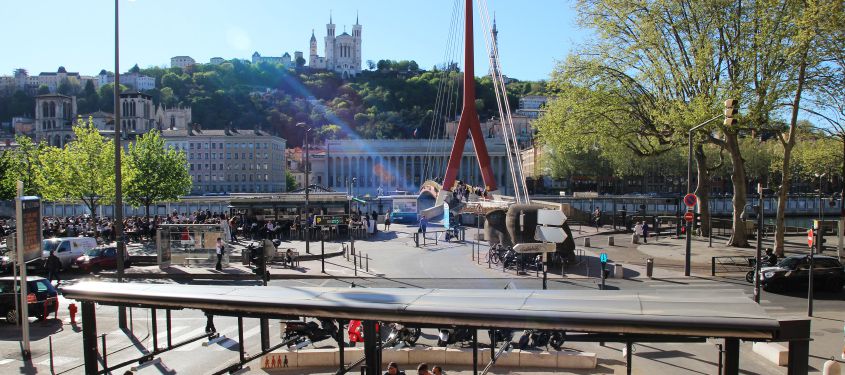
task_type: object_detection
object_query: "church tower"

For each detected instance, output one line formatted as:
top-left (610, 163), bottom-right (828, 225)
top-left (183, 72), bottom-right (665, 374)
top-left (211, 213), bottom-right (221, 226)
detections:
top-left (325, 12), bottom-right (336, 69)
top-left (309, 29), bottom-right (318, 67)
top-left (352, 12), bottom-right (362, 72)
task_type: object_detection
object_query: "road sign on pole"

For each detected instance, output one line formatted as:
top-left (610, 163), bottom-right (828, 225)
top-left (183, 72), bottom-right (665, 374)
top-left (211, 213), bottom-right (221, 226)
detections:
top-left (684, 211), bottom-right (695, 222)
top-left (599, 253), bottom-right (608, 290)
top-left (600, 253), bottom-right (608, 263)
top-left (683, 193), bottom-right (698, 208)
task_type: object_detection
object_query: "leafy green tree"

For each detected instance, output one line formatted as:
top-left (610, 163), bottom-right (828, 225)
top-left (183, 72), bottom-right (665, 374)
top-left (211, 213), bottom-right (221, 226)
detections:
top-left (37, 85), bottom-right (50, 95)
top-left (37, 118), bottom-right (117, 219)
top-left (285, 171), bottom-right (298, 191)
top-left (0, 136), bottom-right (47, 198)
top-left (129, 64), bottom-right (141, 74)
top-left (124, 129), bottom-right (192, 218)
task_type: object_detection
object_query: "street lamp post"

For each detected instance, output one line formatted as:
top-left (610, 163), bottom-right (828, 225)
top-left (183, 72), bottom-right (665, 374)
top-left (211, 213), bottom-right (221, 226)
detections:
top-left (298, 123), bottom-right (312, 254)
top-left (809, 173), bottom-right (825, 316)
top-left (113, 0), bottom-right (128, 330)
top-left (685, 113), bottom-right (723, 276)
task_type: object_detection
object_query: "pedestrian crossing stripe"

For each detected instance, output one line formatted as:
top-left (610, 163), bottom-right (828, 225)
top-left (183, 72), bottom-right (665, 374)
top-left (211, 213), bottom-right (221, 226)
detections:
top-left (262, 353), bottom-right (291, 368)
top-left (0, 359), bottom-right (14, 365)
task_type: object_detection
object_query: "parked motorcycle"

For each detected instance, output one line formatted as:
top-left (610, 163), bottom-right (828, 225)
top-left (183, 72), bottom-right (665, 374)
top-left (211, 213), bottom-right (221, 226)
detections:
top-left (517, 329), bottom-right (565, 351)
top-left (385, 323), bottom-right (421, 348)
top-left (437, 327), bottom-right (475, 347)
top-left (282, 318), bottom-right (339, 349)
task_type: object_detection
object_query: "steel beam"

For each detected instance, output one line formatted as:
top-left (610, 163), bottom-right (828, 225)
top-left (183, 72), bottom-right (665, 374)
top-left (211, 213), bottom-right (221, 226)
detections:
top-left (723, 338), bottom-right (739, 375)
top-left (82, 301), bottom-right (98, 375)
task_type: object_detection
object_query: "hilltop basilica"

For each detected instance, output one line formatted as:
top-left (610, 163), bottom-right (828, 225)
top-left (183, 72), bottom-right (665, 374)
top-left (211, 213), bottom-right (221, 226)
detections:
top-left (309, 13), bottom-right (362, 78)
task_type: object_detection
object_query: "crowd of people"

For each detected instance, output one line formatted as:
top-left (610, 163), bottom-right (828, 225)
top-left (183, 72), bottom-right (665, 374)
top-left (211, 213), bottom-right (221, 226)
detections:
top-left (384, 361), bottom-right (445, 375)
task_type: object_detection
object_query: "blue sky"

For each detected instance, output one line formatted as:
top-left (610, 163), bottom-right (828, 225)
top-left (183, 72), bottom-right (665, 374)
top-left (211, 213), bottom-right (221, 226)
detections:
top-left (2, 0), bottom-right (588, 81)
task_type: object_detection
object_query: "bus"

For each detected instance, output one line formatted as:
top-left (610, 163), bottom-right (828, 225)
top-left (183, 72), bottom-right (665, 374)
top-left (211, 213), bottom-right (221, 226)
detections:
top-left (385, 195), bottom-right (420, 224)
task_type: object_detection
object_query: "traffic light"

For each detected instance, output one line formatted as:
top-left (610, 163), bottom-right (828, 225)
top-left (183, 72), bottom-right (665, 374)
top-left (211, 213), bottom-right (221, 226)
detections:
top-left (817, 228), bottom-right (827, 253)
top-left (251, 246), bottom-right (266, 276)
top-left (599, 253), bottom-right (608, 290)
top-left (724, 99), bottom-right (738, 127)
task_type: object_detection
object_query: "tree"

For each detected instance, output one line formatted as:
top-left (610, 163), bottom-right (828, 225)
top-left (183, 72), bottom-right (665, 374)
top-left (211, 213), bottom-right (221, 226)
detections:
top-left (129, 64), bottom-right (141, 74)
top-left (37, 118), bottom-right (117, 219)
top-left (0, 136), bottom-right (47, 198)
top-left (37, 85), bottom-right (50, 95)
top-left (295, 56), bottom-right (306, 68)
top-left (124, 129), bottom-right (192, 218)
top-left (285, 170), bottom-right (298, 191)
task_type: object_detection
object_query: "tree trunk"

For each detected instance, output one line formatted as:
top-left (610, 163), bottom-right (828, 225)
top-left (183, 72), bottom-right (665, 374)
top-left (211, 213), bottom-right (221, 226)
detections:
top-left (774, 53), bottom-right (808, 256)
top-left (694, 144), bottom-right (711, 236)
top-left (724, 132), bottom-right (750, 247)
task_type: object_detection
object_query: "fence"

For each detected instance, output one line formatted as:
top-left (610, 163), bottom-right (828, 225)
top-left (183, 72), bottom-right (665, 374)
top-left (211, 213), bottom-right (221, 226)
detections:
top-left (711, 256), bottom-right (754, 276)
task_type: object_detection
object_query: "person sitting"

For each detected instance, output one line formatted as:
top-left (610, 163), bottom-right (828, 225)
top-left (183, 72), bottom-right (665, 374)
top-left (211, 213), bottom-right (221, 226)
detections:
top-left (286, 248), bottom-right (294, 268)
top-left (384, 362), bottom-right (406, 375)
top-left (416, 363), bottom-right (432, 375)
top-left (432, 365), bottom-right (444, 375)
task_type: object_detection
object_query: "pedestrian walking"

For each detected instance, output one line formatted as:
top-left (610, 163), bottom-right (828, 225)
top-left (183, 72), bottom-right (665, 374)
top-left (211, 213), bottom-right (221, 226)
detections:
top-left (215, 237), bottom-right (224, 271)
top-left (633, 222), bottom-right (643, 244)
top-left (384, 215), bottom-right (391, 231)
top-left (642, 222), bottom-right (650, 243)
top-left (419, 216), bottom-right (428, 235)
top-left (47, 250), bottom-right (62, 285)
top-left (592, 207), bottom-right (602, 231)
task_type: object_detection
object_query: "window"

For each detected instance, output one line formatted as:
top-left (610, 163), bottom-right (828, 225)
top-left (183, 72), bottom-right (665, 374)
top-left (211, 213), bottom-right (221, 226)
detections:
top-left (219, 143), bottom-right (223, 149)
top-left (227, 153), bottom-right (231, 159)
top-left (190, 164), bottom-right (194, 171)
top-left (234, 153), bottom-right (238, 160)
top-left (212, 164), bottom-right (216, 171)
top-left (211, 143), bottom-right (216, 149)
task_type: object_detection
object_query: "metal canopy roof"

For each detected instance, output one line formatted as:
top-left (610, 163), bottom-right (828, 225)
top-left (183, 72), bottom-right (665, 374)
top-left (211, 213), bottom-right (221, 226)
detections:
top-left (61, 283), bottom-right (780, 339)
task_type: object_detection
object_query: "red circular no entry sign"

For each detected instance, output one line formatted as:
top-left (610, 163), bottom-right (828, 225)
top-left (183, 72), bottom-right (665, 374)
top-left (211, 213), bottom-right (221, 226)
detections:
top-left (684, 211), bottom-right (694, 222)
top-left (683, 193), bottom-right (698, 207)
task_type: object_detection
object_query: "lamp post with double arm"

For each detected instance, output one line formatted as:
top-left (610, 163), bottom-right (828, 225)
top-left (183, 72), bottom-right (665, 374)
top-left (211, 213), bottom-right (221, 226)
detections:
top-left (297, 123), bottom-right (312, 254)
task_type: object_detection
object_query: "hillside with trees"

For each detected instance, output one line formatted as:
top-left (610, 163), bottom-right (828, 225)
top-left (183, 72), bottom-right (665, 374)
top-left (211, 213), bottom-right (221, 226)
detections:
top-left (0, 60), bottom-right (545, 147)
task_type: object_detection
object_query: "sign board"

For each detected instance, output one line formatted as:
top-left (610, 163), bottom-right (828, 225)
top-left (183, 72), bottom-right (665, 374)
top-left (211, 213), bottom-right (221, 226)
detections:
top-left (20, 196), bottom-right (41, 263)
top-left (534, 226), bottom-right (568, 243)
top-left (683, 193), bottom-right (698, 208)
top-left (513, 242), bottom-right (555, 254)
top-left (314, 215), bottom-right (349, 226)
top-left (537, 209), bottom-right (567, 226)
top-left (599, 253), bottom-right (608, 263)
top-left (684, 211), bottom-right (695, 222)
top-left (807, 229), bottom-right (814, 248)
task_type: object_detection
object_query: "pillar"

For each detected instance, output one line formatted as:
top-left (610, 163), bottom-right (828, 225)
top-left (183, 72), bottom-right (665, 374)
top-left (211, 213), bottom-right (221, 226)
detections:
top-left (82, 301), bottom-right (99, 374)
top-left (723, 338), bottom-right (739, 375)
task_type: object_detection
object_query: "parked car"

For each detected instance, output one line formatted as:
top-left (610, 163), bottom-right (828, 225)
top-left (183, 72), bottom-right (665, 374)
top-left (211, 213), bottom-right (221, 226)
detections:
top-left (0, 276), bottom-right (59, 324)
top-left (760, 255), bottom-right (844, 292)
top-left (29, 237), bottom-right (98, 272)
top-left (72, 246), bottom-right (131, 273)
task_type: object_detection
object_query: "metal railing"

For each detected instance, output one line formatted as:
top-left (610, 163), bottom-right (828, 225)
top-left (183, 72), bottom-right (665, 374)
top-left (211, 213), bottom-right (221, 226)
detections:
top-left (711, 256), bottom-right (753, 276)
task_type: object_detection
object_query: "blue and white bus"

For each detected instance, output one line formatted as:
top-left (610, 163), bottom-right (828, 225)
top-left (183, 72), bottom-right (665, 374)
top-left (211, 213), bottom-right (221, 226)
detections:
top-left (384, 195), bottom-right (419, 224)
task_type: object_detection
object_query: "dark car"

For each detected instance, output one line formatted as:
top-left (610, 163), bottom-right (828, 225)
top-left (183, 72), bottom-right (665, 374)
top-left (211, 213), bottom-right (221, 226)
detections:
top-left (0, 276), bottom-right (59, 324)
top-left (72, 246), bottom-right (132, 273)
top-left (760, 255), bottom-right (844, 292)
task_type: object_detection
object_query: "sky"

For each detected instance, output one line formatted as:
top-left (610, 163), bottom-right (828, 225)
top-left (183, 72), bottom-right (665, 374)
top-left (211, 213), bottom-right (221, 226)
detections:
top-left (1, 0), bottom-right (589, 81)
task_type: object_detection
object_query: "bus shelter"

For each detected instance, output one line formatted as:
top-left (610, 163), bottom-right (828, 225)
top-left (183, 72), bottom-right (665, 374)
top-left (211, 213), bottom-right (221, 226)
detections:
top-left (62, 283), bottom-right (810, 375)
top-left (156, 223), bottom-right (228, 268)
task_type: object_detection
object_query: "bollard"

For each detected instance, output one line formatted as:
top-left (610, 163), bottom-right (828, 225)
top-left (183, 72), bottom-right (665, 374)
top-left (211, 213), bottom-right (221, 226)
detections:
top-left (365, 255), bottom-right (369, 273)
top-left (49, 336), bottom-right (54, 374)
top-left (822, 359), bottom-right (840, 375)
top-left (608, 237), bottom-right (615, 246)
top-left (614, 263), bottom-right (624, 279)
top-left (584, 237), bottom-right (591, 247)
top-left (101, 334), bottom-right (108, 370)
top-left (646, 258), bottom-right (654, 278)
